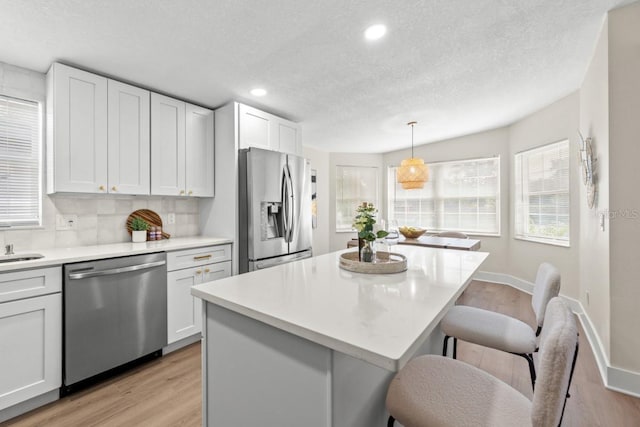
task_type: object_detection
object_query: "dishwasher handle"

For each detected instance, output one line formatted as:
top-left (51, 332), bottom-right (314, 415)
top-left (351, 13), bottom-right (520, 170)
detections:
top-left (67, 260), bottom-right (166, 280)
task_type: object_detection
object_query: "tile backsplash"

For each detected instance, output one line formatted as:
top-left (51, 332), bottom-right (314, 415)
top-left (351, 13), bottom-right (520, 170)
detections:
top-left (0, 194), bottom-right (200, 252)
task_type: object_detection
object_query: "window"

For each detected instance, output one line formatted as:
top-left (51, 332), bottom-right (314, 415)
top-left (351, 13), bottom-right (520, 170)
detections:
top-left (388, 157), bottom-right (500, 235)
top-left (514, 140), bottom-right (570, 246)
top-left (0, 95), bottom-right (42, 227)
top-left (335, 166), bottom-right (378, 232)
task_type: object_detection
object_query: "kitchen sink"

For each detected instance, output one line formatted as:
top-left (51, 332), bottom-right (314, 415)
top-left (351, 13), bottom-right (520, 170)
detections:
top-left (0, 253), bottom-right (44, 263)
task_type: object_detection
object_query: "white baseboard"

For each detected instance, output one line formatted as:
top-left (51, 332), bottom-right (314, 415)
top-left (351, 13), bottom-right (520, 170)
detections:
top-left (473, 270), bottom-right (640, 398)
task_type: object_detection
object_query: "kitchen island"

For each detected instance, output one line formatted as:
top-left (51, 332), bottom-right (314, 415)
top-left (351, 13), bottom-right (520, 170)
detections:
top-left (192, 245), bottom-right (488, 426)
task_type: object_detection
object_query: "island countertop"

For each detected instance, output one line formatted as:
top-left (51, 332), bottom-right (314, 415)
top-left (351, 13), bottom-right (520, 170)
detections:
top-left (192, 245), bottom-right (488, 371)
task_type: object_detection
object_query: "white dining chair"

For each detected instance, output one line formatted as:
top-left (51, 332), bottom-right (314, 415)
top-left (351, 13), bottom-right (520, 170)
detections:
top-left (386, 297), bottom-right (578, 427)
top-left (440, 262), bottom-right (561, 389)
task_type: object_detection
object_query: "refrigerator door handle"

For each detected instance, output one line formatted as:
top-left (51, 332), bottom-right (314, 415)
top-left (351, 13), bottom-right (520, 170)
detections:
top-left (285, 164), bottom-right (294, 242)
top-left (281, 168), bottom-right (290, 241)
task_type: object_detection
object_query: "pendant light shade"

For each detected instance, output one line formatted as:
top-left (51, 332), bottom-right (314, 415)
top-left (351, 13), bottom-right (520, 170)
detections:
top-left (397, 121), bottom-right (428, 189)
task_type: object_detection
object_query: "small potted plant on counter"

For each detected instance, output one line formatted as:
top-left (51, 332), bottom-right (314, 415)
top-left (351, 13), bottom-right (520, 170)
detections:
top-left (130, 217), bottom-right (149, 243)
top-left (353, 202), bottom-right (388, 262)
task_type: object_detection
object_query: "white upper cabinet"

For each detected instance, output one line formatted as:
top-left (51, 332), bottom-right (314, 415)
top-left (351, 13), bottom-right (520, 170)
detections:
top-left (150, 94), bottom-right (214, 197)
top-left (238, 103), bottom-right (302, 156)
top-left (107, 80), bottom-right (150, 195)
top-left (277, 119), bottom-right (302, 156)
top-left (47, 63), bottom-right (151, 195)
top-left (47, 63), bottom-right (108, 193)
top-left (151, 93), bottom-right (186, 196)
top-left (47, 63), bottom-right (214, 197)
top-left (239, 104), bottom-right (273, 150)
top-left (186, 104), bottom-right (214, 197)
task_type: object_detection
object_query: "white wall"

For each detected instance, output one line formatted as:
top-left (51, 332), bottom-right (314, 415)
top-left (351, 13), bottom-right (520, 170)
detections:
top-left (303, 146), bottom-right (331, 256)
top-left (382, 128), bottom-right (510, 274)
top-left (0, 61), bottom-right (200, 251)
top-left (508, 92), bottom-right (581, 300)
top-left (579, 20), bottom-right (611, 359)
top-left (608, 2), bottom-right (640, 372)
top-left (328, 152), bottom-right (384, 252)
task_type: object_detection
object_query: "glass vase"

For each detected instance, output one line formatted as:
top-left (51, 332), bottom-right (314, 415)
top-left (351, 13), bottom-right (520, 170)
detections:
top-left (360, 240), bottom-right (374, 263)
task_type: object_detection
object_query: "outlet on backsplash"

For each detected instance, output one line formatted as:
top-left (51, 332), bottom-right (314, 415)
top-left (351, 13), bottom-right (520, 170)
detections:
top-left (167, 213), bottom-right (176, 224)
top-left (56, 214), bottom-right (78, 230)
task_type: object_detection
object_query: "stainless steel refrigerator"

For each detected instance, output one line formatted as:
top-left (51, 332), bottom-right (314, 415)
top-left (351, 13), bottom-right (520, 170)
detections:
top-left (238, 147), bottom-right (313, 273)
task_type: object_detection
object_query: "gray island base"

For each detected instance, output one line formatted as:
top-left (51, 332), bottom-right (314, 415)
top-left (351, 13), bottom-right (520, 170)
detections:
top-left (192, 246), bottom-right (489, 426)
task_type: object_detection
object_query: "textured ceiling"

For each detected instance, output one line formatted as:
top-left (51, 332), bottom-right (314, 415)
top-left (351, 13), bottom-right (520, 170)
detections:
top-left (0, 0), bottom-right (632, 153)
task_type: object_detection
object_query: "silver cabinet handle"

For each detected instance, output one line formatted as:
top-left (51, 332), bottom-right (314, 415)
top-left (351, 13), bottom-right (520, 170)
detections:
top-left (68, 260), bottom-right (166, 280)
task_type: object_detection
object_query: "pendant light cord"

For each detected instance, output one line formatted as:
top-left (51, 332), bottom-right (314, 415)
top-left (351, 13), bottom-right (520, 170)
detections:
top-left (408, 121), bottom-right (417, 158)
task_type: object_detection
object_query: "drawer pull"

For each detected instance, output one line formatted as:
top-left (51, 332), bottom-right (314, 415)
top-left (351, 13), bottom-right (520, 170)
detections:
top-left (204, 268), bottom-right (210, 273)
top-left (195, 270), bottom-right (202, 275)
top-left (193, 255), bottom-right (212, 261)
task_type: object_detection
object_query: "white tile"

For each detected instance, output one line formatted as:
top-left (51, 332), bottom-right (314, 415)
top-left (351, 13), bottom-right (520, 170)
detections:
top-left (31, 231), bottom-right (56, 249)
top-left (97, 198), bottom-right (116, 215)
top-left (115, 199), bottom-right (133, 215)
top-left (162, 198), bottom-right (176, 213)
top-left (175, 198), bottom-right (191, 213)
top-left (53, 197), bottom-right (78, 214)
top-left (131, 198), bottom-right (148, 211)
top-left (55, 230), bottom-right (79, 248)
top-left (78, 229), bottom-right (98, 246)
top-left (147, 198), bottom-right (163, 213)
top-left (3, 229), bottom-right (33, 252)
top-left (77, 215), bottom-right (98, 230)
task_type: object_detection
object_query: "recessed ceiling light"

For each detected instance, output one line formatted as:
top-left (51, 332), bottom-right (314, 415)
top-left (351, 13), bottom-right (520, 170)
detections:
top-left (364, 24), bottom-right (387, 41)
top-left (250, 88), bottom-right (267, 97)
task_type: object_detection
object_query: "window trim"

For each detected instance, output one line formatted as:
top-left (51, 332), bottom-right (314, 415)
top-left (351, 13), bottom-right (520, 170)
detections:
top-left (514, 139), bottom-right (570, 248)
top-left (335, 165), bottom-right (379, 233)
top-left (0, 93), bottom-right (43, 229)
top-left (388, 155), bottom-right (501, 236)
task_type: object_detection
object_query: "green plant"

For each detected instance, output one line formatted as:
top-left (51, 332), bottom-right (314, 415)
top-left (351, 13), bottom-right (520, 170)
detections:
top-left (131, 217), bottom-right (149, 231)
top-left (352, 202), bottom-right (388, 242)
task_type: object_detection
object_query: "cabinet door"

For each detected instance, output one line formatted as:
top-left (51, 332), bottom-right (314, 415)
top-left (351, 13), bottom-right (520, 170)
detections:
top-left (151, 93), bottom-right (186, 196)
top-left (51, 63), bottom-right (108, 193)
top-left (238, 104), bottom-right (273, 150)
top-left (167, 261), bottom-right (231, 344)
top-left (276, 119), bottom-right (302, 156)
top-left (0, 294), bottom-right (62, 411)
top-left (185, 103), bottom-right (214, 197)
top-left (167, 266), bottom-right (202, 344)
top-left (108, 80), bottom-right (150, 195)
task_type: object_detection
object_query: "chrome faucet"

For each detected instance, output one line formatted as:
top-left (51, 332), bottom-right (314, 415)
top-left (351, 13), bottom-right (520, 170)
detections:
top-left (4, 244), bottom-right (14, 255)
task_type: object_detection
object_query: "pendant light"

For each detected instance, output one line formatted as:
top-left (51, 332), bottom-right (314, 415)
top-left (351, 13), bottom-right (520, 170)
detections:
top-left (397, 121), bottom-right (428, 189)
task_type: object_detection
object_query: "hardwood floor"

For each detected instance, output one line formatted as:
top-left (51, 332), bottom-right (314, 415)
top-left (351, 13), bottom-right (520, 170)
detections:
top-left (457, 281), bottom-right (640, 427)
top-left (4, 344), bottom-right (201, 427)
top-left (4, 281), bottom-right (640, 426)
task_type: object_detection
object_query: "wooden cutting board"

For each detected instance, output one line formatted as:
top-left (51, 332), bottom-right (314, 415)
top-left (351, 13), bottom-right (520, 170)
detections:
top-left (126, 209), bottom-right (171, 239)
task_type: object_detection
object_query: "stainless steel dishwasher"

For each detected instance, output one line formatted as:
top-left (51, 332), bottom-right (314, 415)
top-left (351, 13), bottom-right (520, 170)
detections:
top-left (63, 252), bottom-right (167, 392)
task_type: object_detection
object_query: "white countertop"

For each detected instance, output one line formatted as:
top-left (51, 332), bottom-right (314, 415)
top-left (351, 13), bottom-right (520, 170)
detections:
top-left (0, 236), bottom-right (232, 272)
top-left (192, 245), bottom-right (488, 371)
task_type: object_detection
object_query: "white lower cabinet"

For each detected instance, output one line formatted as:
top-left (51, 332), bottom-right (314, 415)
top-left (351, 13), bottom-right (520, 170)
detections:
top-left (167, 245), bottom-right (232, 345)
top-left (0, 268), bottom-right (62, 413)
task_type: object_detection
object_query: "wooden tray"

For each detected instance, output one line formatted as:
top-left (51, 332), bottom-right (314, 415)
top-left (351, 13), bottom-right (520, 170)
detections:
top-left (339, 251), bottom-right (407, 274)
top-left (126, 209), bottom-right (171, 239)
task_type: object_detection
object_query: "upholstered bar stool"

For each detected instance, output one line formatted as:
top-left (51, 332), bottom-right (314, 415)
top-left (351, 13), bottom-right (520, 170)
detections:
top-left (440, 262), bottom-right (560, 389)
top-left (386, 298), bottom-right (578, 427)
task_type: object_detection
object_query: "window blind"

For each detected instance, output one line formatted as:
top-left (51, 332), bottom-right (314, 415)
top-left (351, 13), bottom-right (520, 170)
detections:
top-left (335, 166), bottom-right (379, 232)
top-left (514, 140), bottom-right (570, 245)
top-left (0, 95), bottom-right (42, 227)
top-left (388, 156), bottom-right (500, 235)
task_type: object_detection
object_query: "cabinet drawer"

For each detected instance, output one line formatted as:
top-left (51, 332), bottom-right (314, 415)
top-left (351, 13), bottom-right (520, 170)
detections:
top-left (200, 261), bottom-right (232, 283)
top-left (167, 245), bottom-right (231, 271)
top-left (0, 267), bottom-right (62, 304)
